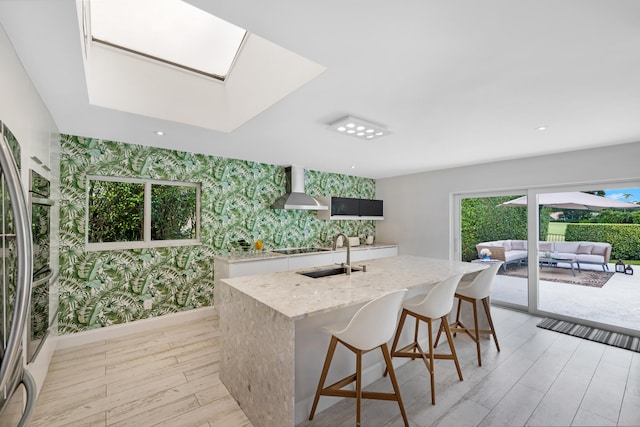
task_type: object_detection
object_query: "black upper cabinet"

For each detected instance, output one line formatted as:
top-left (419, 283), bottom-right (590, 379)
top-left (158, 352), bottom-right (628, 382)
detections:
top-left (318, 196), bottom-right (384, 220)
top-left (331, 197), bottom-right (360, 216)
top-left (359, 199), bottom-right (383, 217)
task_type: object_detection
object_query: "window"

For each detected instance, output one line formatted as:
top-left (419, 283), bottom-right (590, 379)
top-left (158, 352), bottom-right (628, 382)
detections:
top-left (151, 184), bottom-right (198, 241)
top-left (88, 0), bottom-right (247, 80)
top-left (87, 176), bottom-right (200, 250)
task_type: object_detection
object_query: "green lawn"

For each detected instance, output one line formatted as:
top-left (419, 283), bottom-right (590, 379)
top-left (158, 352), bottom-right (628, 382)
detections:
top-left (547, 222), bottom-right (567, 235)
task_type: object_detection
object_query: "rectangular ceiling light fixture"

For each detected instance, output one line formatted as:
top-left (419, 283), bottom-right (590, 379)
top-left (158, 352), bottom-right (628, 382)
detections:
top-left (328, 115), bottom-right (391, 140)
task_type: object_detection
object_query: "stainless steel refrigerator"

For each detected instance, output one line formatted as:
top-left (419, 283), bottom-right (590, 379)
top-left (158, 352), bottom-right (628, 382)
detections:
top-left (0, 122), bottom-right (37, 426)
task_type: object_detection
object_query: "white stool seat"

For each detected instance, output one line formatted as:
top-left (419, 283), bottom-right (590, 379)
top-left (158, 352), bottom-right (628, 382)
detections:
top-left (309, 289), bottom-right (409, 427)
top-left (328, 289), bottom-right (408, 351)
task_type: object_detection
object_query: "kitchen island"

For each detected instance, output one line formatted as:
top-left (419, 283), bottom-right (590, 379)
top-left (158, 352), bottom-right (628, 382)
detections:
top-left (215, 255), bottom-right (487, 427)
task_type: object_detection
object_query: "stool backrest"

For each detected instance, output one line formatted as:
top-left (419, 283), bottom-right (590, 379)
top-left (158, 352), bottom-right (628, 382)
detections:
top-left (407, 274), bottom-right (463, 319)
top-left (334, 289), bottom-right (408, 351)
top-left (461, 262), bottom-right (503, 300)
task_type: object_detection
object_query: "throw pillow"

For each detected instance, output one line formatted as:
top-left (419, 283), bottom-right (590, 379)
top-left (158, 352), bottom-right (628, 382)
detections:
top-left (511, 241), bottom-right (526, 250)
top-left (577, 244), bottom-right (593, 254)
top-left (591, 245), bottom-right (608, 256)
top-left (503, 241), bottom-right (512, 251)
top-left (539, 242), bottom-right (553, 252)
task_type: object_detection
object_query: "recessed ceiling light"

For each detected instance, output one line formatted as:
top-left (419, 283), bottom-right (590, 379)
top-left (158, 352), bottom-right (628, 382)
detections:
top-left (155, 130), bottom-right (165, 136)
top-left (536, 126), bottom-right (548, 131)
top-left (328, 115), bottom-right (391, 141)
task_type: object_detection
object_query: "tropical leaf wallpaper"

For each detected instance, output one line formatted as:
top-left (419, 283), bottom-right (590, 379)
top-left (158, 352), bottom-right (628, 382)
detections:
top-left (59, 134), bottom-right (376, 333)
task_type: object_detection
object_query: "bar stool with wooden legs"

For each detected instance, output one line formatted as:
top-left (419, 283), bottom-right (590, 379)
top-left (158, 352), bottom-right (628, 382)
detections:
top-left (309, 289), bottom-right (409, 427)
top-left (435, 261), bottom-right (503, 367)
top-left (385, 274), bottom-right (464, 405)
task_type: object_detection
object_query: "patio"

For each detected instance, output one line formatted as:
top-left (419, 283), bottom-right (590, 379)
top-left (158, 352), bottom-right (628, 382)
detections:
top-left (491, 262), bottom-right (640, 332)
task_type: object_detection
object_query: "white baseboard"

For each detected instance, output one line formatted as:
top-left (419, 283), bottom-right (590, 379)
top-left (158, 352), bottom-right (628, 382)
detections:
top-left (54, 306), bottom-right (216, 350)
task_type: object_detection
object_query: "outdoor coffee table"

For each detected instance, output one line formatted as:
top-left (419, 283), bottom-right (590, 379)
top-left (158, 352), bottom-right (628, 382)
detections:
top-left (539, 256), bottom-right (581, 277)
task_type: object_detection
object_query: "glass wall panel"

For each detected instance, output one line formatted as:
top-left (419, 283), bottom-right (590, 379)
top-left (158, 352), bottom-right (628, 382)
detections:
top-left (537, 188), bottom-right (640, 331)
top-left (460, 194), bottom-right (528, 308)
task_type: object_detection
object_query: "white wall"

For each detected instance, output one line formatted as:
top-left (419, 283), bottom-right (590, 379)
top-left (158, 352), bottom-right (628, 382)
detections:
top-left (376, 142), bottom-right (640, 259)
top-left (0, 23), bottom-right (60, 396)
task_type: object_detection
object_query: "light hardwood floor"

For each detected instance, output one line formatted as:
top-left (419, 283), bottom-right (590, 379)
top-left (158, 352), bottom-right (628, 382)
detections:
top-left (30, 307), bottom-right (640, 426)
top-left (29, 314), bottom-right (251, 427)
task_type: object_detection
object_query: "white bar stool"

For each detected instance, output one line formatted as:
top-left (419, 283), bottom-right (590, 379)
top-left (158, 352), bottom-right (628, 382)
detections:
top-left (386, 274), bottom-right (464, 405)
top-left (308, 289), bottom-right (409, 427)
top-left (436, 261), bottom-right (503, 366)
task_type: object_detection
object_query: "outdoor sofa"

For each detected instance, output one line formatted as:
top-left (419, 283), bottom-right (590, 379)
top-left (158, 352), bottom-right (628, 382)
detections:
top-left (475, 240), bottom-right (612, 271)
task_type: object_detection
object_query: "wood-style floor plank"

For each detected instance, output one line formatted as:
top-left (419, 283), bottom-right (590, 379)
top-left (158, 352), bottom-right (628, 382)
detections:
top-left (29, 313), bottom-right (247, 427)
top-left (30, 308), bottom-right (638, 427)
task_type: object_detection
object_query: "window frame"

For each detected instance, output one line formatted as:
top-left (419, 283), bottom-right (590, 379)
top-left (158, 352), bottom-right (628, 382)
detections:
top-left (86, 175), bottom-right (201, 251)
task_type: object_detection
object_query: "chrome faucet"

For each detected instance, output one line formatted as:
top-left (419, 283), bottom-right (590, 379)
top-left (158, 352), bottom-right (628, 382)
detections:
top-left (332, 232), bottom-right (351, 275)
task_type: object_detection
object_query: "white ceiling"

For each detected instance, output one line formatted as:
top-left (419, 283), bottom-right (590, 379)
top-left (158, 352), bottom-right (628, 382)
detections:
top-left (1, 0), bottom-right (640, 179)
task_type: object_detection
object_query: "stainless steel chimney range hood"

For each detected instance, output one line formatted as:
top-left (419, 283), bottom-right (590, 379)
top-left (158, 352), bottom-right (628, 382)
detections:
top-left (271, 166), bottom-right (328, 210)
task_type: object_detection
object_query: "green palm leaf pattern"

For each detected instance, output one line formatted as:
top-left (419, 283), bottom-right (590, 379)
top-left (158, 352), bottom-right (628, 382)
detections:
top-left (59, 134), bottom-right (376, 333)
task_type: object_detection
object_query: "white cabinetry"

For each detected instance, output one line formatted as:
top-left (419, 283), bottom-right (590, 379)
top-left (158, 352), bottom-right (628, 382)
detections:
top-left (215, 245), bottom-right (398, 280)
top-left (216, 257), bottom-right (289, 279)
top-left (334, 246), bottom-right (398, 264)
top-left (366, 246), bottom-right (397, 259)
top-left (288, 252), bottom-right (334, 271)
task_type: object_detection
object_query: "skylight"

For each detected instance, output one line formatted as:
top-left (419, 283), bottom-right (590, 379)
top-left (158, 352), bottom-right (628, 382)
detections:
top-left (88, 0), bottom-right (246, 81)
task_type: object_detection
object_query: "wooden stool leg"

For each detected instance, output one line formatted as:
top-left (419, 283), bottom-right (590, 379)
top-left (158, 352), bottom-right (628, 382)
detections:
top-left (385, 310), bottom-right (408, 377)
top-left (472, 299), bottom-right (481, 366)
top-left (427, 318), bottom-right (436, 405)
top-left (356, 350), bottom-right (362, 427)
top-left (413, 317), bottom-right (420, 356)
top-left (434, 314), bottom-right (445, 348)
top-left (441, 316), bottom-right (463, 381)
top-left (309, 336), bottom-right (338, 420)
top-left (482, 297), bottom-right (500, 352)
top-left (381, 343), bottom-right (409, 427)
top-left (453, 297), bottom-right (463, 337)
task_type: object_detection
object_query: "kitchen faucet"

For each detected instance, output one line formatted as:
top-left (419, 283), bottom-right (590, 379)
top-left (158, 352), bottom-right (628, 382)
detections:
top-left (332, 232), bottom-right (351, 275)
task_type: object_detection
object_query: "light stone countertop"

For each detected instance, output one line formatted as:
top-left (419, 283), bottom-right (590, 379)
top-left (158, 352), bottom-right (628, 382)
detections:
top-left (214, 242), bottom-right (398, 263)
top-left (219, 254), bottom-right (486, 320)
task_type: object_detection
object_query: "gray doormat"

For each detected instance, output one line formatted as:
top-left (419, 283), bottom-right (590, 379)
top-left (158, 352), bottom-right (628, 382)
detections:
top-left (537, 318), bottom-right (640, 353)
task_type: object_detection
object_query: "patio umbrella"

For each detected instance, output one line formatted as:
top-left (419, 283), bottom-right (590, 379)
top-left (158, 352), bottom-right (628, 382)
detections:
top-left (499, 192), bottom-right (640, 210)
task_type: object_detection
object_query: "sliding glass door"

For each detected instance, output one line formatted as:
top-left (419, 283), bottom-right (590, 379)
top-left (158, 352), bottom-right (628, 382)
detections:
top-left (536, 187), bottom-right (640, 331)
top-left (456, 184), bottom-right (640, 333)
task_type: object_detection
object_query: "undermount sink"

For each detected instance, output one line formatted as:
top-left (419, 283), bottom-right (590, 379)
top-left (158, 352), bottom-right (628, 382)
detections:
top-left (297, 265), bottom-right (361, 278)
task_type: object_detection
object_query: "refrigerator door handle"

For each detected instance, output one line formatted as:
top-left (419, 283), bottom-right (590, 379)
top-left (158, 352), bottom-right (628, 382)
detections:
top-left (32, 268), bottom-right (57, 288)
top-left (0, 132), bottom-right (33, 395)
top-left (17, 370), bottom-right (37, 427)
